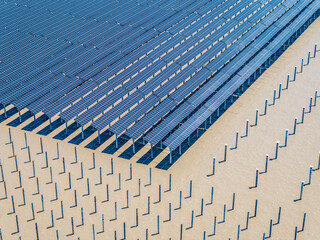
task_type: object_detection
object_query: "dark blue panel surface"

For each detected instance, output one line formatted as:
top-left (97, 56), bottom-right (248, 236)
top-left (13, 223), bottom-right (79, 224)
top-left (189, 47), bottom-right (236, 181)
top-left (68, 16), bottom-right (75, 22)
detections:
top-left (1, 0), bottom-right (317, 169)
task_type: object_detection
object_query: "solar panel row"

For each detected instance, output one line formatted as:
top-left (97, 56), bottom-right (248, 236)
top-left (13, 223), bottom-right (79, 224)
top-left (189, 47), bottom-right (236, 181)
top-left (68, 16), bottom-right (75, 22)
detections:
top-left (162, 0), bottom-right (320, 150)
top-left (1, 0), bottom-right (319, 168)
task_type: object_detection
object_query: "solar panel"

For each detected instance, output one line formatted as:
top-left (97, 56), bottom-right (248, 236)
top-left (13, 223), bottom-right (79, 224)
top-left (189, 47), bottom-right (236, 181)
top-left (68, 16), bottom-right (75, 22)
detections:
top-left (160, 0), bottom-right (316, 150)
top-left (28, 77), bottom-right (83, 114)
top-left (1, 0), bottom-right (318, 167)
top-left (43, 79), bottom-right (98, 117)
top-left (171, 68), bottom-right (212, 103)
top-left (13, 74), bottom-right (68, 110)
top-left (91, 91), bottom-right (144, 129)
top-left (163, 106), bottom-right (211, 149)
top-left (150, 64), bottom-right (180, 88)
top-left (75, 87), bottom-right (129, 126)
top-left (144, 101), bottom-right (195, 145)
top-left (109, 94), bottom-right (159, 135)
top-left (126, 98), bottom-right (177, 139)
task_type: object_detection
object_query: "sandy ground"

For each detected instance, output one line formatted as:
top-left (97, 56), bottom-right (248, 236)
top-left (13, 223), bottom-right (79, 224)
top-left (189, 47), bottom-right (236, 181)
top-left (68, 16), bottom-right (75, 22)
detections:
top-left (0, 19), bottom-right (320, 240)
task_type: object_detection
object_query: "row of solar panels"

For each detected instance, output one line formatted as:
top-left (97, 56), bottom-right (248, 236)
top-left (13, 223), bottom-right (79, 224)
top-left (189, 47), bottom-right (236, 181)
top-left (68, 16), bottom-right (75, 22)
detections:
top-left (1, 0), bottom-right (229, 106)
top-left (3, 0), bottom-right (270, 113)
top-left (163, 0), bottom-right (320, 150)
top-left (1, 0), bottom-right (259, 114)
top-left (0, 0), bottom-right (201, 80)
top-left (1, 0), bottom-right (319, 162)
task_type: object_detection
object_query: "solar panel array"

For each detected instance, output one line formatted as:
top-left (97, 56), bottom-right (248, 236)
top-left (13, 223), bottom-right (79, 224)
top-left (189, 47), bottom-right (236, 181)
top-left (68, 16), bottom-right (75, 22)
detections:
top-left (1, 0), bottom-right (319, 169)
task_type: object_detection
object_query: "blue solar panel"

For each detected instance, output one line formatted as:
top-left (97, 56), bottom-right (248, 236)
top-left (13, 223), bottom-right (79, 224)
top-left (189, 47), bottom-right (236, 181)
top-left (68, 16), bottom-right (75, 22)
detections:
top-left (121, 66), bottom-right (212, 141)
top-left (195, 21), bottom-right (220, 40)
top-left (163, 106), bottom-right (211, 149)
top-left (75, 87), bottom-right (129, 125)
top-left (153, 65), bottom-right (195, 98)
top-left (196, 0), bottom-right (225, 15)
top-left (91, 91), bottom-right (144, 129)
top-left (123, 59), bottom-right (166, 91)
top-left (205, 44), bottom-right (239, 72)
top-left (0, 69), bottom-right (49, 95)
top-left (144, 101), bottom-right (195, 145)
top-left (0, 71), bottom-right (56, 105)
top-left (109, 94), bottom-right (159, 135)
top-left (43, 79), bottom-right (98, 117)
top-left (282, 0), bottom-right (298, 8)
top-left (162, 36), bottom-right (199, 63)
top-left (235, 2), bottom-right (262, 23)
top-left (170, 68), bottom-right (212, 102)
top-left (209, 0), bottom-right (239, 20)
top-left (126, 98), bottom-right (177, 139)
top-left (248, 3), bottom-right (273, 24)
top-left (261, 5), bottom-right (287, 26)
top-left (160, 0), bottom-right (317, 150)
top-left (176, 39), bottom-right (212, 65)
top-left (188, 70), bottom-right (230, 107)
top-left (28, 77), bottom-right (83, 114)
top-left (139, 62), bottom-right (181, 94)
top-left (12, 74), bottom-right (68, 110)
top-left (1, 0), bottom-right (318, 165)
top-left (222, 21), bottom-right (253, 46)
top-left (222, 1), bottom-right (249, 20)
top-left (169, 13), bottom-right (199, 35)
top-left (141, 0), bottom-right (311, 149)
top-left (147, 35), bottom-right (182, 60)
top-left (235, 23), bottom-right (265, 48)
top-left (207, 18), bottom-right (239, 43)
top-left (154, 11), bottom-right (188, 32)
